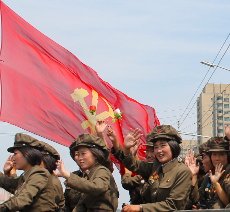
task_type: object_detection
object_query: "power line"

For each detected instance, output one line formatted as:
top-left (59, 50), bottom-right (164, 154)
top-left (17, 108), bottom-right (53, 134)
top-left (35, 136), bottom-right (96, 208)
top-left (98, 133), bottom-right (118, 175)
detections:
top-left (179, 131), bottom-right (211, 138)
top-left (178, 40), bottom-right (230, 128)
top-left (177, 33), bottom-right (230, 128)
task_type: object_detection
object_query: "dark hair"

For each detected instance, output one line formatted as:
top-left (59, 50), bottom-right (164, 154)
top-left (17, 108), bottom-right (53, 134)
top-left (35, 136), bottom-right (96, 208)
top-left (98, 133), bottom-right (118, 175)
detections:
top-left (90, 148), bottom-right (113, 172)
top-left (167, 140), bottom-right (181, 158)
top-left (42, 154), bottom-right (57, 173)
top-left (19, 146), bottom-right (42, 166)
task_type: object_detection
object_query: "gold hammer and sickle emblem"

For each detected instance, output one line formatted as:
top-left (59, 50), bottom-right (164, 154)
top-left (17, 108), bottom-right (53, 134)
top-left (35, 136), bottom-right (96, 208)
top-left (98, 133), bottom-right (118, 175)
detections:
top-left (71, 88), bottom-right (114, 133)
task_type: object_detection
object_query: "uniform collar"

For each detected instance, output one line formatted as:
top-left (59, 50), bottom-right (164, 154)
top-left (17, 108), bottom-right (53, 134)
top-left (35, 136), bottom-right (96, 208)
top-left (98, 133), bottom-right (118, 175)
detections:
top-left (82, 163), bottom-right (100, 178)
top-left (22, 165), bottom-right (39, 181)
top-left (161, 158), bottom-right (178, 174)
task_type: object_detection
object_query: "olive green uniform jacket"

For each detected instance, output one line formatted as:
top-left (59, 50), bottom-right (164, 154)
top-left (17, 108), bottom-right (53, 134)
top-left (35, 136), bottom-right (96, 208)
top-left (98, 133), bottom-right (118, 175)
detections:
top-left (0, 166), bottom-right (64, 211)
top-left (112, 149), bottom-right (192, 211)
top-left (50, 174), bottom-right (65, 211)
top-left (64, 170), bottom-right (83, 212)
top-left (121, 173), bottom-right (147, 204)
top-left (66, 164), bottom-right (118, 212)
top-left (198, 164), bottom-right (230, 209)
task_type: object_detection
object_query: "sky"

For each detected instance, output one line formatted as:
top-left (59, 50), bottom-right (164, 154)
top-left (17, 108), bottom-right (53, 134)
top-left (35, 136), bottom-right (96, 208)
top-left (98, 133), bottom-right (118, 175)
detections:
top-left (0, 0), bottom-right (230, 208)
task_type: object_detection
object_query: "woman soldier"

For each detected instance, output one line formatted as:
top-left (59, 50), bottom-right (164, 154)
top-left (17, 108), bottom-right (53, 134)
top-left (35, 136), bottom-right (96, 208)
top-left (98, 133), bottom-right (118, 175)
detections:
top-left (57, 133), bottom-right (119, 212)
top-left (121, 142), bottom-right (155, 205)
top-left (111, 125), bottom-right (192, 212)
top-left (63, 142), bottom-right (84, 212)
top-left (205, 137), bottom-right (230, 208)
top-left (0, 133), bottom-right (60, 211)
top-left (184, 140), bottom-right (215, 209)
top-left (38, 139), bottom-right (65, 211)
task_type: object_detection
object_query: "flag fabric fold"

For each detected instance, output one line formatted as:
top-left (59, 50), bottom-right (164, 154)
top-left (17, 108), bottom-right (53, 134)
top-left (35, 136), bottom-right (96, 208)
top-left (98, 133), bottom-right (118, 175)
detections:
top-left (0, 2), bottom-right (159, 171)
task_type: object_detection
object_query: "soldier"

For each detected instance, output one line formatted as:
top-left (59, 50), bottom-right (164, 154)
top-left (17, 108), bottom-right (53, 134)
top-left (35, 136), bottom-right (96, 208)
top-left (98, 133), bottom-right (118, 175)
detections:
top-left (205, 137), bottom-right (230, 209)
top-left (57, 134), bottom-right (119, 212)
top-left (0, 133), bottom-right (60, 211)
top-left (184, 142), bottom-right (213, 209)
top-left (38, 139), bottom-right (65, 211)
top-left (111, 125), bottom-right (192, 211)
top-left (64, 142), bottom-right (84, 212)
top-left (121, 142), bottom-right (155, 205)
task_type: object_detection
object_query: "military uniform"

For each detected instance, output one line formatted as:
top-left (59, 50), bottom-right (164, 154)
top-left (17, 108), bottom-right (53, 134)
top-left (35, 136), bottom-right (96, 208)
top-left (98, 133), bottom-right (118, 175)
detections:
top-left (198, 137), bottom-right (230, 209)
top-left (185, 141), bottom-right (210, 209)
top-left (121, 173), bottom-right (146, 204)
top-left (67, 134), bottom-right (119, 212)
top-left (64, 170), bottom-right (83, 212)
top-left (67, 164), bottom-right (118, 212)
top-left (112, 125), bottom-right (192, 211)
top-left (0, 133), bottom-right (64, 211)
top-left (121, 142), bottom-right (154, 205)
top-left (36, 137), bottom-right (65, 211)
top-left (0, 165), bottom-right (54, 211)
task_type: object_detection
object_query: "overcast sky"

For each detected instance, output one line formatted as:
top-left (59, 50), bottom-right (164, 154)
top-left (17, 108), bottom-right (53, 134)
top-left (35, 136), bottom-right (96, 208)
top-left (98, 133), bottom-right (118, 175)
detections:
top-left (1, 0), bottom-right (230, 208)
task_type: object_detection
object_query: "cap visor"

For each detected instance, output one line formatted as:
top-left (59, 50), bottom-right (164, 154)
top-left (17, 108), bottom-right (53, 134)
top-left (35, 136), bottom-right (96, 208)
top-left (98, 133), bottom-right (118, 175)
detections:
top-left (208, 149), bottom-right (229, 152)
top-left (7, 146), bottom-right (17, 153)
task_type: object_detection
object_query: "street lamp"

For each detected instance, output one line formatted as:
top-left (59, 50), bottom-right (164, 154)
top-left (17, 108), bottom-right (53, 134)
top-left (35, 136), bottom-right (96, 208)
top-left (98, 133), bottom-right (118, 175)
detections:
top-left (201, 61), bottom-right (230, 72)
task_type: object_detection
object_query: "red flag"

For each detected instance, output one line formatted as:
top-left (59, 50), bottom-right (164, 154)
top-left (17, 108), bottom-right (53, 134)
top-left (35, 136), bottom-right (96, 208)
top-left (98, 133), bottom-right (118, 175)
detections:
top-left (0, 2), bottom-right (159, 172)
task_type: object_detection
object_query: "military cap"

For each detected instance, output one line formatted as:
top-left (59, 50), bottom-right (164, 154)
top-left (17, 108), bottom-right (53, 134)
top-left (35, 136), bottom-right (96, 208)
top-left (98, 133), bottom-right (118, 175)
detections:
top-left (143, 142), bottom-right (154, 147)
top-left (207, 137), bottom-right (230, 152)
top-left (69, 134), bottom-right (109, 159)
top-left (146, 125), bottom-right (182, 144)
top-left (8, 133), bottom-right (60, 159)
top-left (198, 141), bottom-right (210, 155)
top-left (7, 133), bottom-right (41, 153)
top-left (38, 140), bottom-right (60, 160)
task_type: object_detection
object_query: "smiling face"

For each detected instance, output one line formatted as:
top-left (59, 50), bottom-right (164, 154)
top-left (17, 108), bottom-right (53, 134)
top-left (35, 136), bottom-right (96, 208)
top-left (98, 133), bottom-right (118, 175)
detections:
top-left (210, 151), bottom-right (228, 167)
top-left (13, 149), bottom-right (31, 171)
top-left (153, 140), bottom-right (173, 164)
top-left (74, 147), bottom-right (96, 171)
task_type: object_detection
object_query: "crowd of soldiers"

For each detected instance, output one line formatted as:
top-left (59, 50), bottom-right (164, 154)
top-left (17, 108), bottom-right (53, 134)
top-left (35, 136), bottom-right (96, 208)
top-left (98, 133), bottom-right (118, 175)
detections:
top-left (0, 122), bottom-right (229, 211)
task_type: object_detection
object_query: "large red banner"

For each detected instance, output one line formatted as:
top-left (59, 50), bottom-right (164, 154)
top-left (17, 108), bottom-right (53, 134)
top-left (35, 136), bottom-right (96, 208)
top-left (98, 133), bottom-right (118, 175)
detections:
top-left (0, 2), bottom-right (159, 170)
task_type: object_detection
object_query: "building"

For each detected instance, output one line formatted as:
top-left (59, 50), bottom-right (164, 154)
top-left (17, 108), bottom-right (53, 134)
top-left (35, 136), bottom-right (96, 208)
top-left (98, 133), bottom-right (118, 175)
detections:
top-left (197, 83), bottom-right (230, 144)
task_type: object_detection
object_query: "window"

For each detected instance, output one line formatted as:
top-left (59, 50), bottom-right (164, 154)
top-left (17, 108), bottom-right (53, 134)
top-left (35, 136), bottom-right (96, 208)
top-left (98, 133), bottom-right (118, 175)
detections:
top-left (224, 98), bottom-right (229, 102)
top-left (224, 111), bottom-right (230, 115)
top-left (217, 103), bottom-right (222, 108)
top-left (218, 129), bottom-right (223, 133)
top-left (224, 104), bottom-right (229, 109)
top-left (217, 110), bottom-right (223, 113)
top-left (218, 123), bottom-right (223, 127)
top-left (217, 116), bottom-right (223, 120)
top-left (224, 117), bottom-right (230, 121)
top-left (217, 96), bottom-right (222, 100)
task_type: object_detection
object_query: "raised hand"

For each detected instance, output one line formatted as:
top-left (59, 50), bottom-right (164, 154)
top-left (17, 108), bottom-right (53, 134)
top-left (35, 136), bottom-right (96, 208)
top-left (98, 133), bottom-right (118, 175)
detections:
top-left (95, 120), bottom-right (107, 137)
top-left (56, 160), bottom-right (70, 179)
top-left (124, 128), bottom-right (142, 154)
top-left (106, 125), bottom-right (116, 142)
top-left (185, 150), bottom-right (199, 176)
top-left (106, 125), bottom-right (119, 149)
top-left (3, 155), bottom-right (16, 176)
top-left (209, 163), bottom-right (225, 184)
top-left (130, 142), bottom-right (140, 157)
